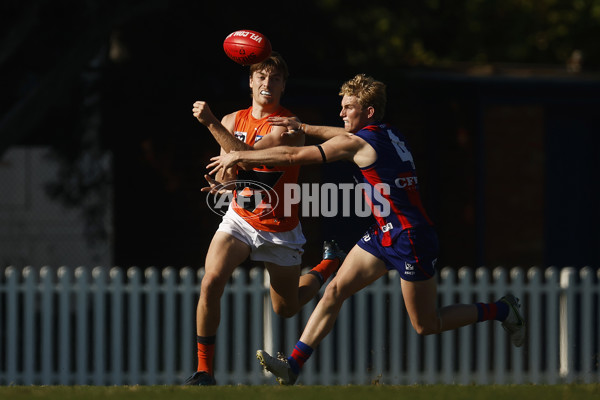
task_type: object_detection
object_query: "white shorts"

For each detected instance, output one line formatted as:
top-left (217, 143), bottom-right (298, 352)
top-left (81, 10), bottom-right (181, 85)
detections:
top-left (217, 204), bottom-right (305, 266)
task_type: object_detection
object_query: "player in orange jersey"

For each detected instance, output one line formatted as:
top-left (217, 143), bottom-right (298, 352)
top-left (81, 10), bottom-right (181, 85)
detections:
top-left (184, 52), bottom-right (345, 386)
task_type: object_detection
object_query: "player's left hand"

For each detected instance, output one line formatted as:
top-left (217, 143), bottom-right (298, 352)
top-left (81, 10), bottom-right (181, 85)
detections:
top-left (206, 152), bottom-right (239, 176)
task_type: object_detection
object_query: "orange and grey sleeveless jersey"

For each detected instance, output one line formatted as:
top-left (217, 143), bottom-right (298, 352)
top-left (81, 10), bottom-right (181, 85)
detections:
top-left (231, 106), bottom-right (300, 232)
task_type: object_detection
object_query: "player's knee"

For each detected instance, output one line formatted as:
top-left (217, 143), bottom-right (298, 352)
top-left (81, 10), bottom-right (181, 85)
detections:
top-left (411, 317), bottom-right (439, 336)
top-left (412, 323), bottom-right (435, 336)
top-left (200, 274), bottom-right (227, 301)
top-left (321, 280), bottom-right (347, 308)
top-left (272, 303), bottom-right (298, 318)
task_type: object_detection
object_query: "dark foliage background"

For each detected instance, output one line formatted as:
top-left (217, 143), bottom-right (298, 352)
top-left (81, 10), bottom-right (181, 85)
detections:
top-left (1, 0), bottom-right (599, 269)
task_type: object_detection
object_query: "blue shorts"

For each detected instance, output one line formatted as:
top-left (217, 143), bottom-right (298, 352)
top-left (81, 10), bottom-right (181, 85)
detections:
top-left (357, 224), bottom-right (439, 281)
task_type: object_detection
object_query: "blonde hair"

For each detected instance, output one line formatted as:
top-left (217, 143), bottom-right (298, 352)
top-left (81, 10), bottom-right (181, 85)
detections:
top-left (339, 74), bottom-right (386, 121)
top-left (249, 51), bottom-right (289, 81)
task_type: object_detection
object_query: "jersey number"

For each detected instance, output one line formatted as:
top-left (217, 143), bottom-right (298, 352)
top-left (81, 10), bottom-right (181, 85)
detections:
top-left (387, 129), bottom-right (415, 169)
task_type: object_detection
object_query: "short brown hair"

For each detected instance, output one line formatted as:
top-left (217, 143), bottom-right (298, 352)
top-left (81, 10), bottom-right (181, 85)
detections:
top-left (249, 51), bottom-right (289, 81)
top-left (339, 74), bottom-right (386, 121)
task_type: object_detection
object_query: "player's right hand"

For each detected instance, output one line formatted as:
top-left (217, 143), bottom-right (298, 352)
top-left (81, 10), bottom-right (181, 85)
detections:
top-left (192, 101), bottom-right (216, 125)
top-left (201, 174), bottom-right (234, 195)
top-left (268, 116), bottom-right (303, 136)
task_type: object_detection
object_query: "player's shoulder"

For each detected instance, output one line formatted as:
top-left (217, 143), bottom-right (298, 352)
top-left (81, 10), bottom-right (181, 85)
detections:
top-left (222, 108), bottom-right (248, 130)
top-left (220, 112), bottom-right (234, 130)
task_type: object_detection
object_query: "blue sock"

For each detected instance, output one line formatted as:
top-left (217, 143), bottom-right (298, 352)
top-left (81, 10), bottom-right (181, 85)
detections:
top-left (476, 300), bottom-right (509, 322)
top-left (495, 300), bottom-right (509, 321)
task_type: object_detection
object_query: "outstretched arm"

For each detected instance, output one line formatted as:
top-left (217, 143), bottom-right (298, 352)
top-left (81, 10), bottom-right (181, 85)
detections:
top-left (206, 133), bottom-right (374, 175)
top-left (209, 145), bottom-right (322, 174)
top-left (268, 117), bottom-right (347, 141)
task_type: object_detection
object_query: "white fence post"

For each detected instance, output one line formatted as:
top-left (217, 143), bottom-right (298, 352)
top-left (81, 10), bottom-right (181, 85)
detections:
top-left (127, 267), bottom-right (142, 385)
top-left (457, 267), bottom-right (473, 384)
top-left (5, 267), bottom-right (18, 385)
top-left (23, 267), bottom-right (36, 385)
top-left (179, 267), bottom-right (196, 378)
top-left (439, 267), bottom-right (456, 384)
top-left (579, 267), bottom-right (595, 384)
top-left (510, 267), bottom-right (526, 384)
top-left (145, 267), bottom-right (159, 384)
top-left (559, 267), bottom-right (576, 381)
top-left (527, 267), bottom-right (542, 384)
top-left (74, 267), bottom-right (89, 385)
top-left (545, 267), bottom-right (560, 383)
top-left (249, 268), bottom-right (266, 384)
top-left (163, 267), bottom-right (177, 384)
top-left (57, 266), bottom-right (72, 385)
top-left (110, 267), bottom-right (124, 385)
top-left (40, 266), bottom-right (54, 385)
top-left (92, 267), bottom-right (107, 385)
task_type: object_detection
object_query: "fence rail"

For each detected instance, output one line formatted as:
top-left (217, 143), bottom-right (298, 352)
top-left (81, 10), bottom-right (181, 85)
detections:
top-left (0, 265), bottom-right (598, 385)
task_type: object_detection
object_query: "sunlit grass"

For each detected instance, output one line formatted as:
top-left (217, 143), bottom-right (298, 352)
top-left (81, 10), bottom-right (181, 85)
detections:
top-left (1, 384), bottom-right (599, 400)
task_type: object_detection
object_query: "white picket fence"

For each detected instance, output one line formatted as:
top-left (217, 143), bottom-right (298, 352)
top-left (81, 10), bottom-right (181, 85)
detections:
top-left (0, 265), bottom-right (598, 385)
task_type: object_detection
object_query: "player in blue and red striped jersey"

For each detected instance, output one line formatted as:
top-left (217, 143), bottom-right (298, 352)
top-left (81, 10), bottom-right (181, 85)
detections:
top-left (206, 74), bottom-right (526, 385)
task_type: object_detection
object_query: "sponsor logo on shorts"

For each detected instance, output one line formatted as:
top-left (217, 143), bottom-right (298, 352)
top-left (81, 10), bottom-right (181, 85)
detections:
top-left (404, 262), bottom-right (415, 275)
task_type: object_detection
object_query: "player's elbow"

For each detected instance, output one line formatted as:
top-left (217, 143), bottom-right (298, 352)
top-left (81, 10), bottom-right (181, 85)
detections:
top-left (286, 153), bottom-right (300, 165)
top-left (287, 147), bottom-right (313, 166)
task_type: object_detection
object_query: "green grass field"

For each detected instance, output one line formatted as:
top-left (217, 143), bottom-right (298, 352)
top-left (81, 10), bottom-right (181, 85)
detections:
top-left (2, 384), bottom-right (599, 400)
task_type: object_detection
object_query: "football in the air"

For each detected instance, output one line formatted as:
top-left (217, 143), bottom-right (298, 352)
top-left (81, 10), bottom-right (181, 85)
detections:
top-left (223, 30), bottom-right (272, 65)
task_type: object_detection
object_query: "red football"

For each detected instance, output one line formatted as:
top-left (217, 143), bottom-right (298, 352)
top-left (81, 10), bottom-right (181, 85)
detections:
top-left (223, 30), bottom-right (272, 65)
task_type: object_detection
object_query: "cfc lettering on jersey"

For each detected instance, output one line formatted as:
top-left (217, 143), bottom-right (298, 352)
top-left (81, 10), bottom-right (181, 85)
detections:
top-left (234, 131), bottom-right (247, 142)
top-left (394, 172), bottom-right (418, 190)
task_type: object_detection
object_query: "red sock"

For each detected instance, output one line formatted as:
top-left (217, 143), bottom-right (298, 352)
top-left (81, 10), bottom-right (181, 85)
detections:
top-left (197, 336), bottom-right (216, 375)
top-left (309, 259), bottom-right (340, 285)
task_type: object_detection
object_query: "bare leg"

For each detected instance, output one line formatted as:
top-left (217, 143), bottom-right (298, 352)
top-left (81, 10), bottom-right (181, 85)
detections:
top-left (299, 245), bottom-right (388, 347)
top-left (196, 232), bottom-right (250, 336)
top-left (401, 277), bottom-right (478, 335)
top-left (265, 261), bottom-right (323, 318)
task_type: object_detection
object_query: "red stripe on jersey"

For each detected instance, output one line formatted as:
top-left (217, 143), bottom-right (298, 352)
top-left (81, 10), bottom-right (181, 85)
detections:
top-left (396, 172), bottom-right (434, 226)
top-left (361, 166), bottom-right (412, 231)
